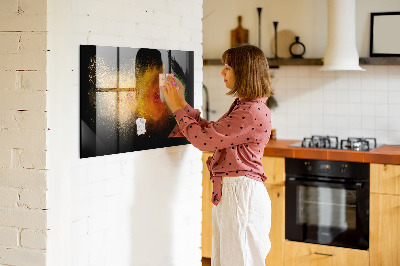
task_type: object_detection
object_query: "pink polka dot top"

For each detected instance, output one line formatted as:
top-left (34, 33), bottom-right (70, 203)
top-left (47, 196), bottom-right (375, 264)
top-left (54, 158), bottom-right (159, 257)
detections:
top-left (169, 97), bottom-right (272, 206)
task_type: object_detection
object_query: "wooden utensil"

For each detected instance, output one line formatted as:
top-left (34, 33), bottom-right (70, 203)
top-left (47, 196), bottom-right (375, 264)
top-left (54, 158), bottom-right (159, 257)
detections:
top-left (231, 16), bottom-right (249, 48)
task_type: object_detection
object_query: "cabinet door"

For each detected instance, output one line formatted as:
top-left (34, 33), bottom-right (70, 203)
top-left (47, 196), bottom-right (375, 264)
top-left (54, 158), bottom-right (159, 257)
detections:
top-left (202, 152), bottom-right (213, 258)
top-left (264, 184), bottom-right (284, 266)
top-left (261, 156), bottom-right (285, 185)
top-left (284, 241), bottom-right (369, 266)
top-left (370, 193), bottom-right (400, 266)
top-left (370, 163), bottom-right (400, 195)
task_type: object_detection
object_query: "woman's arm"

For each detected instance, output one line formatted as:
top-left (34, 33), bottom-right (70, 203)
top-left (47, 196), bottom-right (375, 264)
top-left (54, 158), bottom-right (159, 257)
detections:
top-left (172, 106), bottom-right (258, 152)
top-left (162, 76), bottom-right (211, 138)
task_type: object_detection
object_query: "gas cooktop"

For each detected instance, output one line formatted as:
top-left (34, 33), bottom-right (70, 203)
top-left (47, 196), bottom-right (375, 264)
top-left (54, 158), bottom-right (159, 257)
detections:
top-left (289, 135), bottom-right (383, 151)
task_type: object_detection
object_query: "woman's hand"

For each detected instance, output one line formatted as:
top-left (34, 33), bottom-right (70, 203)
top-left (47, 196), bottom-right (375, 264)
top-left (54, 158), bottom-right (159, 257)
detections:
top-left (174, 77), bottom-right (187, 108)
top-left (161, 76), bottom-right (187, 113)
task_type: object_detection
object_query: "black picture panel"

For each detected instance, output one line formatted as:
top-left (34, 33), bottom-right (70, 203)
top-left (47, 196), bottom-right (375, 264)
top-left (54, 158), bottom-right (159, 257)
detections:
top-left (80, 45), bottom-right (194, 158)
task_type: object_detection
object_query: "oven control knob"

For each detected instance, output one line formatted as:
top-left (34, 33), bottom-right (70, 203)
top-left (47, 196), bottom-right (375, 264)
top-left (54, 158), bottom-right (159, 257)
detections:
top-left (304, 161), bottom-right (312, 171)
top-left (340, 164), bottom-right (347, 174)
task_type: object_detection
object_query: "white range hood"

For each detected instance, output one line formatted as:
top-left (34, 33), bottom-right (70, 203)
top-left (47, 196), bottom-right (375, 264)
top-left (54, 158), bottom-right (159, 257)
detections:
top-left (320, 0), bottom-right (365, 71)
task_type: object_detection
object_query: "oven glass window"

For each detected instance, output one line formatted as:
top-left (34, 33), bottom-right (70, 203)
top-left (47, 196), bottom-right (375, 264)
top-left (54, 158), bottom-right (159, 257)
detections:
top-left (297, 186), bottom-right (356, 230)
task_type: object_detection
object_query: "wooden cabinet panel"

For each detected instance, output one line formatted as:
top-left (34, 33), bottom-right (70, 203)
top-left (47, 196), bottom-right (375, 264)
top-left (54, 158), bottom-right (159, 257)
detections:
top-left (370, 163), bottom-right (400, 195)
top-left (370, 193), bottom-right (400, 266)
top-left (264, 184), bottom-right (284, 266)
top-left (202, 152), bottom-right (213, 258)
top-left (284, 241), bottom-right (369, 266)
top-left (262, 156), bottom-right (285, 185)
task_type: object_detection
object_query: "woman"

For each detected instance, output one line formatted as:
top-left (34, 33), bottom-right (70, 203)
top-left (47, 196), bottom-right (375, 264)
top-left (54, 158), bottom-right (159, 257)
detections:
top-left (161, 44), bottom-right (273, 266)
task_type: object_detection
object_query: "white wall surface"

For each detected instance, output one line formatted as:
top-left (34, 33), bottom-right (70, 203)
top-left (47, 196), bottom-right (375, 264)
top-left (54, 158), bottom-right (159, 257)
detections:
top-left (0, 0), bottom-right (48, 265)
top-left (203, 0), bottom-right (400, 58)
top-left (203, 0), bottom-right (400, 145)
top-left (271, 65), bottom-right (400, 144)
top-left (46, 0), bottom-right (203, 266)
top-left (204, 65), bottom-right (400, 145)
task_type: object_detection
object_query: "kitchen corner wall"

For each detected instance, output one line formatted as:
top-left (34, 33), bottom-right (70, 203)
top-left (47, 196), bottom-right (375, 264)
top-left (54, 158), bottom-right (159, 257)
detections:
top-left (46, 1), bottom-right (203, 266)
top-left (203, 0), bottom-right (400, 145)
top-left (204, 65), bottom-right (400, 145)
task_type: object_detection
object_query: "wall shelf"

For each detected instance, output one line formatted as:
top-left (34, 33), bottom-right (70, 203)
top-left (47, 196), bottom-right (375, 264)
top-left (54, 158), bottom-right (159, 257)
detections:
top-left (268, 58), bottom-right (323, 67)
top-left (203, 58), bottom-right (323, 67)
top-left (359, 57), bottom-right (400, 65)
top-left (203, 57), bottom-right (400, 67)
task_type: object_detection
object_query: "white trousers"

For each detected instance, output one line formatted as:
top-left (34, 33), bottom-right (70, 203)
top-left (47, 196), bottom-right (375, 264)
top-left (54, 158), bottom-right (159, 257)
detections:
top-left (212, 176), bottom-right (271, 266)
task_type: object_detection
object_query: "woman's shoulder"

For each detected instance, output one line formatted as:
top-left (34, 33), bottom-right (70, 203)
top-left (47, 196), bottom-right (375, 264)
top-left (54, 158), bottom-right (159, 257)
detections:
top-left (240, 98), bottom-right (269, 112)
top-left (245, 99), bottom-right (271, 122)
top-left (229, 99), bottom-right (270, 122)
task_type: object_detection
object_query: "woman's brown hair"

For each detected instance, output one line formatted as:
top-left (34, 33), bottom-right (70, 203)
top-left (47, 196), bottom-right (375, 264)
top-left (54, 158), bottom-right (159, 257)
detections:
top-left (221, 44), bottom-right (273, 99)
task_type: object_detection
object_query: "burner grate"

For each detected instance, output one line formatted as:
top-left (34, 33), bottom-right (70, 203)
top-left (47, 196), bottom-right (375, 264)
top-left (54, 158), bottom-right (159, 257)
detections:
top-left (301, 135), bottom-right (339, 149)
top-left (340, 137), bottom-right (377, 151)
top-left (296, 136), bottom-right (378, 151)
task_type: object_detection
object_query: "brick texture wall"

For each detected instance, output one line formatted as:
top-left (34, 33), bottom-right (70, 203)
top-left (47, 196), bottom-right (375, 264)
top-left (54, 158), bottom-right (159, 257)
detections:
top-left (46, 0), bottom-right (203, 266)
top-left (0, 0), bottom-right (48, 265)
top-left (1, 0), bottom-right (203, 265)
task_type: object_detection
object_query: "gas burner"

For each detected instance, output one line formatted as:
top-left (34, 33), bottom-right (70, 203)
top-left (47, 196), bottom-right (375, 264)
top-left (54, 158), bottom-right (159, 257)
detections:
top-left (340, 137), bottom-right (377, 151)
top-left (301, 135), bottom-right (339, 149)
top-left (290, 136), bottom-right (380, 151)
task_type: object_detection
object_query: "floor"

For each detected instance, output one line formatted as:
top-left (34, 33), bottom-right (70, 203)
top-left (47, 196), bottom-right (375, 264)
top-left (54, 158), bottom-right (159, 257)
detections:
top-left (202, 257), bottom-right (211, 266)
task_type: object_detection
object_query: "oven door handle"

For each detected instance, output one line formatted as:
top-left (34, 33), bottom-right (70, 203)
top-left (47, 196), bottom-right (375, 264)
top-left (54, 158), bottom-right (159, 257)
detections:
top-left (286, 177), bottom-right (364, 189)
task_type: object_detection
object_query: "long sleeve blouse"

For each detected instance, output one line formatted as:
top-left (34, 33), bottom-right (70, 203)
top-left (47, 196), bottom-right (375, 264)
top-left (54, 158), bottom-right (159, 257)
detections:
top-left (169, 97), bottom-right (272, 205)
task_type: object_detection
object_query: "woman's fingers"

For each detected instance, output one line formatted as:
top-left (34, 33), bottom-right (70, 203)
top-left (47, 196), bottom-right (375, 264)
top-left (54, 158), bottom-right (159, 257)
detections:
top-left (175, 78), bottom-right (184, 91)
top-left (165, 76), bottom-right (186, 106)
top-left (161, 76), bottom-right (186, 113)
top-left (165, 79), bottom-right (179, 96)
top-left (165, 81), bottom-right (175, 96)
top-left (160, 85), bottom-right (167, 95)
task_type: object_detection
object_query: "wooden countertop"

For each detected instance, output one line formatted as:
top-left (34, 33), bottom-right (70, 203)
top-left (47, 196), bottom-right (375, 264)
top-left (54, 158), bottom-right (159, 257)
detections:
top-left (263, 139), bottom-right (400, 165)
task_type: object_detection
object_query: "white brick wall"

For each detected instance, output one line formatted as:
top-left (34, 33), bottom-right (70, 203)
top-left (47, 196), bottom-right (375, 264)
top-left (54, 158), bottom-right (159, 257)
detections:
top-left (21, 229), bottom-right (47, 250)
top-left (0, 0), bottom-right (48, 265)
top-left (47, 1), bottom-right (203, 266)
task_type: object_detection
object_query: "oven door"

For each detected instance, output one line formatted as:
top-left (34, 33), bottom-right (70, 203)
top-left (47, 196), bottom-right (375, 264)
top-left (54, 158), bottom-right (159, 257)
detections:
top-left (285, 177), bottom-right (369, 250)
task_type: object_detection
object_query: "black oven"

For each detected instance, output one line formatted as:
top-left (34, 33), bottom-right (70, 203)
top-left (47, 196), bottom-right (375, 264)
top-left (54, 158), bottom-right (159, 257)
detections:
top-left (285, 158), bottom-right (369, 250)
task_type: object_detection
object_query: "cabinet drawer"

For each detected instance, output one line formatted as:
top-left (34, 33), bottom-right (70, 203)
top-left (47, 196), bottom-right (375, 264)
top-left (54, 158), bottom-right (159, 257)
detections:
top-left (284, 241), bottom-right (369, 266)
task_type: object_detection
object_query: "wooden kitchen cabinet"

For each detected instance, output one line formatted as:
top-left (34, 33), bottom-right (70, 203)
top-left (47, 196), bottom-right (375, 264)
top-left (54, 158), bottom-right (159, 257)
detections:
top-left (201, 154), bottom-right (286, 266)
top-left (264, 184), bottom-right (285, 266)
top-left (202, 152), bottom-right (214, 258)
top-left (262, 156), bottom-right (285, 266)
top-left (370, 163), bottom-right (400, 195)
top-left (284, 241), bottom-right (369, 266)
top-left (261, 156), bottom-right (285, 186)
top-left (370, 163), bottom-right (400, 266)
top-left (370, 193), bottom-right (400, 266)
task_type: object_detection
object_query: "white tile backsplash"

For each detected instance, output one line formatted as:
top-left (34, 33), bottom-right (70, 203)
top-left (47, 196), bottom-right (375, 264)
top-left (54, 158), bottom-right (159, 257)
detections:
top-left (388, 91), bottom-right (400, 104)
top-left (374, 90), bottom-right (388, 104)
top-left (389, 117), bottom-right (400, 131)
top-left (374, 77), bottom-right (388, 91)
top-left (375, 104), bottom-right (389, 117)
top-left (389, 104), bottom-right (400, 117)
top-left (362, 90), bottom-right (375, 104)
top-left (203, 64), bottom-right (400, 144)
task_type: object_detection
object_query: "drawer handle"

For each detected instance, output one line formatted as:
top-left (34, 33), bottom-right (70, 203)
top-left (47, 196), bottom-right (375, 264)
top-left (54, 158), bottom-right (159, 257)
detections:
top-left (314, 252), bottom-right (335, 257)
